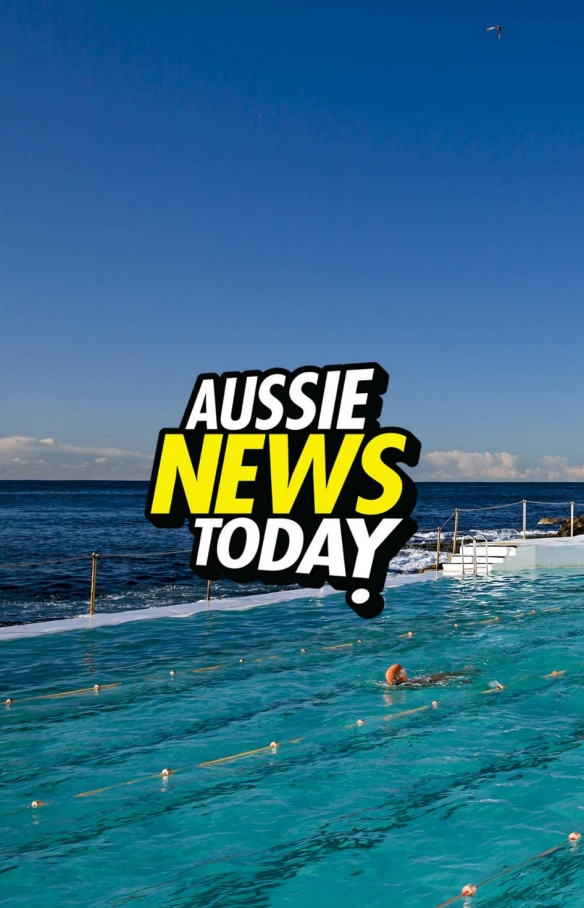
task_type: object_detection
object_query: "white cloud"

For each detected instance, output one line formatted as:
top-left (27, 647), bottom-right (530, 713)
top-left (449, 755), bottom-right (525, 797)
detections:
top-left (3, 435), bottom-right (584, 484)
top-left (538, 456), bottom-right (584, 481)
top-left (421, 450), bottom-right (584, 481)
top-left (0, 437), bottom-right (152, 479)
top-left (422, 450), bottom-right (525, 480)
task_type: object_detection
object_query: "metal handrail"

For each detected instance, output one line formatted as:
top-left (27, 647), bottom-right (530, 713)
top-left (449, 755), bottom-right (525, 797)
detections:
top-left (437, 499), bottom-right (584, 534)
top-left (473, 533), bottom-right (489, 576)
top-left (459, 535), bottom-right (475, 576)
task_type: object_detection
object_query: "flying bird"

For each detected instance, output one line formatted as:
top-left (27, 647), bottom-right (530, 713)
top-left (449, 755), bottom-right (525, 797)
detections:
top-left (486, 25), bottom-right (503, 39)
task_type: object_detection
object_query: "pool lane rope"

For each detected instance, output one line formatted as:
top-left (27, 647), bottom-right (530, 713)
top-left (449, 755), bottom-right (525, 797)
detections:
top-left (2, 598), bottom-right (576, 708)
top-left (1, 600), bottom-right (565, 707)
top-left (2, 638), bottom-right (372, 705)
top-left (432, 832), bottom-right (581, 906)
top-left (4, 610), bottom-right (574, 809)
top-left (4, 683), bottom-right (121, 705)
top-left (22, 664), bottom-right (565, 809)
top-left (27, 739), bottom-right (291, 804)
top-left (26, 750), bottom-right (584, 908)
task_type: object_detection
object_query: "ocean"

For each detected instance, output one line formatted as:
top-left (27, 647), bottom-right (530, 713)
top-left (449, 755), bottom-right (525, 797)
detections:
top-left (1, 480), bottom-right (583, 626)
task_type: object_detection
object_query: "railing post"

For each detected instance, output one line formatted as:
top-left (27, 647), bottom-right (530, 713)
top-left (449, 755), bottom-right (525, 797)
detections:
top-left (522, 500), bottom-right (527, 540)
top-left (435, 526), bottom-right (441, 571)
top-left (89, 552), bottom-right (98, 617)
top-left (472, 537), bottom-right (477, 576)
top-left (206, 579), bottom-right (212, 601)
top-left (453, 508), bottom-right (459, 555)
top-left (571, 502), bottom-right (574, 537)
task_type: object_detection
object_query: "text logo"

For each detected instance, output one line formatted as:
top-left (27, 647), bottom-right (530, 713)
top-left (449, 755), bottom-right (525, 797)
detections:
top-left (145, 363), bottom-right (420, 618)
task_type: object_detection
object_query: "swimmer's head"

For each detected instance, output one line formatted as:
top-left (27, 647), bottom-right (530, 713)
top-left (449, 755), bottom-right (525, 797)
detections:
top-left (385, 663), bottom-right (408, 686)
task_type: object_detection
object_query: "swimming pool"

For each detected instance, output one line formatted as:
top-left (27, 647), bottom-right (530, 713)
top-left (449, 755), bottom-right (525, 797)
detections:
top-left (2, 570), bottom-right (584, 907)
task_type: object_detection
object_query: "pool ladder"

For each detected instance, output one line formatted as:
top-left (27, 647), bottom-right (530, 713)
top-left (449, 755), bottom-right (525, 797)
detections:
top-left (443, 534), bottom-right (518, 576)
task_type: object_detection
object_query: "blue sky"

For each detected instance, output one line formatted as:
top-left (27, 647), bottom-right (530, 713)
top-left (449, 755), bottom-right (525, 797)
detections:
top-left (1, 0), bottom-right (584, 480)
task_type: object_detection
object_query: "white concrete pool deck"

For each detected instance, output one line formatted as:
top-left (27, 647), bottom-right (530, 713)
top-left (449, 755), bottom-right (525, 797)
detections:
top-left (480, 534), bottom-right (584, 570)
top-left (499, 534), bottom-right (584, 563)
top-left (0, 572), bottom-right (441, 641)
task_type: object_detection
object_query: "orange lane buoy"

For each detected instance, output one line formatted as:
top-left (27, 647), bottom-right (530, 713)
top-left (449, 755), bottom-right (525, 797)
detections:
top-left (461, 884), bottom-right (477, 896)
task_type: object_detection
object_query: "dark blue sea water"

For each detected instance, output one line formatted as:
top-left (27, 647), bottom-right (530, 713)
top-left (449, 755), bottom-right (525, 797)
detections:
top-left (1, 480), bottom-right (583, 625)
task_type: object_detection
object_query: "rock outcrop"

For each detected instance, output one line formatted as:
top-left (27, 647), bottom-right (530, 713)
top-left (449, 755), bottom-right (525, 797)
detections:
top-left (558, 515), bottom-right (584, 537)
top-left (538, 517), bottom-right (565, 525)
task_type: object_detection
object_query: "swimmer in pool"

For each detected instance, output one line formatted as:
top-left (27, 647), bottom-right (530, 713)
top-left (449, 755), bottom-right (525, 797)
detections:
top-left (384, 663), bottom-right (474, 687)
top-left (385, 663), bottom-right (408, 685)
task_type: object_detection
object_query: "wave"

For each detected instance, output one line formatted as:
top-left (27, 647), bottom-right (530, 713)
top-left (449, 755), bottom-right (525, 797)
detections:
top-left (395, 525), bottom-right (559, 574)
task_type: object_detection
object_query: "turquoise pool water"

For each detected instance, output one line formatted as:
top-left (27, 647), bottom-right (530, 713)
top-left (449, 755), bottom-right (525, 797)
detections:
top-left (2, 571), bottom-right (584, 907)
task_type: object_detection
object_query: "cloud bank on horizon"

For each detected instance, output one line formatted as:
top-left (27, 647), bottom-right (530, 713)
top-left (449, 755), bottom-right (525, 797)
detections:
top-left (420, 451), bottom-right (584, 482)
top-left (0, 436), bottom-right (152, 480)
top-left (1, 436), bottom-right (584, 483)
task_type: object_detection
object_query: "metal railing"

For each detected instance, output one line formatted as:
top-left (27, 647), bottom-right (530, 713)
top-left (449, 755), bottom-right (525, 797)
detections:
top-left (1, 499), bottom-right (583, 613)
top-left (473, 532), bottom-right (489, 576)
top-left (0, 548), bottom-right (200, 618)
top-left (436, 499), bottom-right (584, 574)
top-left (459, 535), bottom-right (476, 576)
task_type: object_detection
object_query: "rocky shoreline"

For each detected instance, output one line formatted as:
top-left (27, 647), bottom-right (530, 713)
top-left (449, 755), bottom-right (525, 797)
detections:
top-left (558, 514), bottom-right (584, 537)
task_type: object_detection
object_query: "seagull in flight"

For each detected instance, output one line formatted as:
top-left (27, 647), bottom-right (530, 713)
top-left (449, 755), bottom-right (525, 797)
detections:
top-left (486, 25), bottom-right (503, 39)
